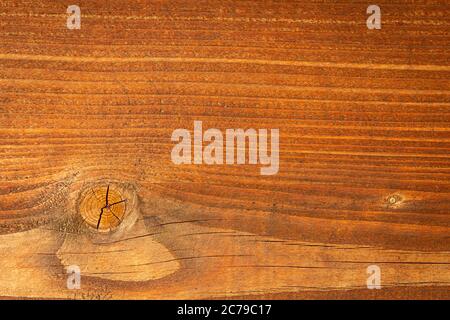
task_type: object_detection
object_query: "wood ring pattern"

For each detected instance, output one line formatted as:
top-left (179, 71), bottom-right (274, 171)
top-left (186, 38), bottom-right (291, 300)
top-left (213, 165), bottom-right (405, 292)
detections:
top-left (79, 184), bottom-right (127, 232)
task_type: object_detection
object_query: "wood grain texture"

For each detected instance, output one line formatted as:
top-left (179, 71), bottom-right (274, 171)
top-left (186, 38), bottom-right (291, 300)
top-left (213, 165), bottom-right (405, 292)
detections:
top-left (0, 0), bottom-right (449, 299)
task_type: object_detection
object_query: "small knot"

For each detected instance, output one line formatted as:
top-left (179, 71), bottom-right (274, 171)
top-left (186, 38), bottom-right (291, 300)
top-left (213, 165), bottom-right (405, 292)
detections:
top-left (387, 194), bottom-right (402, 206)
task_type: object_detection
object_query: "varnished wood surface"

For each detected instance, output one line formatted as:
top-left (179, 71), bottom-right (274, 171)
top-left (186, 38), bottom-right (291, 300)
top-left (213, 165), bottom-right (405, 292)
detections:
top-left (0, 0), bottom-right (449, 299)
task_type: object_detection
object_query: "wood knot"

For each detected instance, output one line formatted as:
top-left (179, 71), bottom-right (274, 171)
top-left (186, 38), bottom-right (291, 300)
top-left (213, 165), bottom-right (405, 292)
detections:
top-left (387, 194), bottom-right (402, 207)
top-left (79, 183), bottom-right (127, 232)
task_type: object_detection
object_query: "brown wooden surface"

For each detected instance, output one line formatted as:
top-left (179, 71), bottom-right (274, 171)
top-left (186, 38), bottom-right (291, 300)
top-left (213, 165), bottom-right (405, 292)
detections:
top-left (0, 0), bottom-right (449, 299)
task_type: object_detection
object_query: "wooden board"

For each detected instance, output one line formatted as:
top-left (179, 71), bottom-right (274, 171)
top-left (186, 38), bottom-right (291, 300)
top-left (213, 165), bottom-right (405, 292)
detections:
top-left (0, 0), bottom-right (449, 299)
